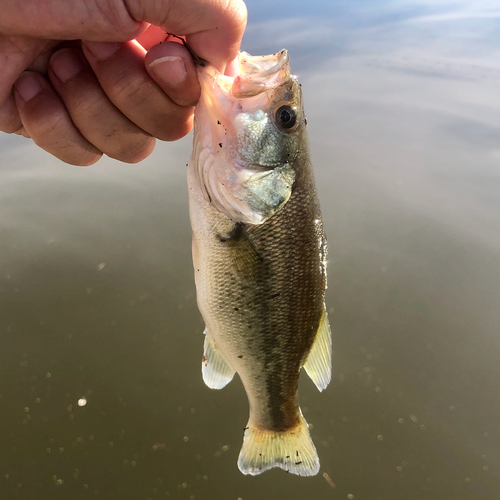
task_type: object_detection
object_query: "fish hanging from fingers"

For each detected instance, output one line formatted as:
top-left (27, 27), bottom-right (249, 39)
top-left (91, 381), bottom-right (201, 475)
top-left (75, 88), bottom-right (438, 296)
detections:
top-left (187, 48), bottom-right (331, 476)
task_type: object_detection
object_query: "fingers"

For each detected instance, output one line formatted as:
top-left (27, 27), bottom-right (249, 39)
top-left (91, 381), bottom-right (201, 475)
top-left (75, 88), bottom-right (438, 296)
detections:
top-left (0, 0), bottom-right (144, 41)
top-left (0, 93), bottom-right (22, 134)
top-left (1, 0), bottom-right (247, 71)
top-left (145, 41), bottom-right (200, 107)
top-left (13, 71), bottom-right (102, 166)
top-left (48, 48), bottom-right (155, 162)
top-left (126, 0), bottom-right (248, 72)
top-left (4, 39), bottom-right (197, 165)
top-left (2, 0), bottom-right (247, 167)
top-left (81, 40), bottom-right (198, 141)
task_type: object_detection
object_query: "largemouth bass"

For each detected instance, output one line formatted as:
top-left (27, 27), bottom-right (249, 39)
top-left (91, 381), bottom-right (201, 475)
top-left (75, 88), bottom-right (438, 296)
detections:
top-left (187, 49), bottom-right (331, 476)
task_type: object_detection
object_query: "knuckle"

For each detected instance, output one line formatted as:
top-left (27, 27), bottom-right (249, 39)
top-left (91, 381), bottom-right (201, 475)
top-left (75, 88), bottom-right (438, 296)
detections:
top-left (110, 134), bottom-right (155, 163)
top-left (30, 109), bottom-right (68, 146)
top-left (108, 68), bottom-right (152, 106)
top-left (86, 2), bottom-right (143, 41)
top-left (157, 112), bottom-right (193, 142)
top-left (72, 93), bottom-right (106, 121)
top-left (0, 117), bottom-right (22, 134)
top-left (229, 0), bottom-right (248, 30)
top-left (0, 97), bottom-right (22, 134)
top-left (74, 152), bottom-right (103, 167)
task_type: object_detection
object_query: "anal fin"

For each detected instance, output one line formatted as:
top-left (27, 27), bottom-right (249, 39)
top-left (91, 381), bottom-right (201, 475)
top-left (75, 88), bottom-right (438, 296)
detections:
top-left (303, 308), bottom-right (332, 391)
top-left (202, 332), bottom-right (235, 389)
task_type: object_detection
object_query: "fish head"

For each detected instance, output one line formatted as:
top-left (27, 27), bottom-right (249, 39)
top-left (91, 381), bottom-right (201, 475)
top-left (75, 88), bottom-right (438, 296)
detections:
top-left (192, 50), bottom-right (307, 225)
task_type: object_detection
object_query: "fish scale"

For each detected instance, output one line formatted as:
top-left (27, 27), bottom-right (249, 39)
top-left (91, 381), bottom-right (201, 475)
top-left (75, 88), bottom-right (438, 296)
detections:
top-left (188, 49), bottom-right (331, 476)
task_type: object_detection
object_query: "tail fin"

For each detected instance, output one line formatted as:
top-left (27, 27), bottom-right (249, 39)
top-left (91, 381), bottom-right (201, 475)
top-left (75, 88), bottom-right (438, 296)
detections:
top-left (237, 411), bottom-right (319, 476)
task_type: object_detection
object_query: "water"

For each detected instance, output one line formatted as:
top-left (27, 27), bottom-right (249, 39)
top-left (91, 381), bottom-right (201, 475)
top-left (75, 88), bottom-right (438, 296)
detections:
top-left (0, 1), bottom-right (499, 498)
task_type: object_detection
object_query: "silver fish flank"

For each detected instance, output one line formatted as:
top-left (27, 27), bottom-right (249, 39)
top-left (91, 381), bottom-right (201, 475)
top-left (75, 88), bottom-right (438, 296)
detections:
top-left (187, 49), bottom-right (331, 476)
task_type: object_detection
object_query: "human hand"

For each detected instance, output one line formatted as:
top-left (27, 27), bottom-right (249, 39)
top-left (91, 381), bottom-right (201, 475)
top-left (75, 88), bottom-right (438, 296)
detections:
top-left (0, 0), bottom-right (247, 165)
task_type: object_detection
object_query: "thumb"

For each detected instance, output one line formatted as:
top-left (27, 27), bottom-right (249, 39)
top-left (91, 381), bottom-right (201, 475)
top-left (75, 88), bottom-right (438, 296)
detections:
top-left (0, 0), bottom-right (247, 71)
top-left (0, 0), bottom-right (145, 41)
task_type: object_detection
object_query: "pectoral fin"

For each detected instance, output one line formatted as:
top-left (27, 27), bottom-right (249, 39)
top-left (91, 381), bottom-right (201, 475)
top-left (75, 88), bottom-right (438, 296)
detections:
top-left (219, 222), bottom-right (263, 279)
top-left (202, 332), bottom-right (235, 389)
top-left (303, 308), bottom-right (332, 392)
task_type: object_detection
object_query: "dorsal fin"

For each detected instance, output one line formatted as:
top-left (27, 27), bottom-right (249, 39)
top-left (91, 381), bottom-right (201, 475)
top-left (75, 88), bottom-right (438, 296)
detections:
top-left (202, 332), bottom-right (235, 389)
top-left (303, 308), bottom-right (332, 391)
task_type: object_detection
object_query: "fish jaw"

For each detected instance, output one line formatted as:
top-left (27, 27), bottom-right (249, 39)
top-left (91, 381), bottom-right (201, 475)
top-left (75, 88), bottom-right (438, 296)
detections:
top-left (191, 49), bottom-right (304, 225)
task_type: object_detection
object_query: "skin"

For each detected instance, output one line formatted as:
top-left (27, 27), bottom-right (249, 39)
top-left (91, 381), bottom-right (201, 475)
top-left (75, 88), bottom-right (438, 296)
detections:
top-left (0, 0), bottom-right (247, 165)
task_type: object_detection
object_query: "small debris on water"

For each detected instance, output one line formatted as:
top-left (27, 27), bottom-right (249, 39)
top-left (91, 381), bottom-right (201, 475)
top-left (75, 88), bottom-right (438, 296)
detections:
top-left (322, 472), bottom-right (335, 488)
top-left (214, 445), bottom-right (230, 457)
top-left (78, 398), bottom-right (87, 407)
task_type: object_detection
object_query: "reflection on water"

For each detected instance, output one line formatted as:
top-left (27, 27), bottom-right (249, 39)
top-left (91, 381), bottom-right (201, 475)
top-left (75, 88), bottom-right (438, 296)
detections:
top-left (0, 1), bottom-right (498, 499)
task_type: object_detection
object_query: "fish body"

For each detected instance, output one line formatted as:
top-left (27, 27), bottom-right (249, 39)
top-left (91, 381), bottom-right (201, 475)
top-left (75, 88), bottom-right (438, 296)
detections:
top-left (187, 50), bottom-right (331, 476)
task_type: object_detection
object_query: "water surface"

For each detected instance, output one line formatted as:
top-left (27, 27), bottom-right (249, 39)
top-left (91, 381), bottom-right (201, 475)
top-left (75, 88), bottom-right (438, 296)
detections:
top-left (0, 1), bottom-right (499, 499)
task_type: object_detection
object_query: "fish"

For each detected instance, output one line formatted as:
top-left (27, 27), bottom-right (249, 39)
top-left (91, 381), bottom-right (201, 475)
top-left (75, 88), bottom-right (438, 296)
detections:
top-left (187, 49), bottom-right (331, 476)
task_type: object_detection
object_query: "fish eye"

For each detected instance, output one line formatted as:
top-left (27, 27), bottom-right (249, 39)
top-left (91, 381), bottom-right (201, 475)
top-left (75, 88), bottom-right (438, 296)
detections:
top-left (275, 105), bottom-right (297, 130)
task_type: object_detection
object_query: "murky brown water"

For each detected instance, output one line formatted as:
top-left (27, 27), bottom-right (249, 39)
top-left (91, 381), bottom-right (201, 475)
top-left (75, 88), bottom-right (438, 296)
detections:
top-left (1, 1), bottom-right (499, 499)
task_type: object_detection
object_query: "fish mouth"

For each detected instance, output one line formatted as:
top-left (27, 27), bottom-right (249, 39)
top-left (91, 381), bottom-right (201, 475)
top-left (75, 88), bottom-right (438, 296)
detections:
top-left (199, 50), bottom-right (291, 99)
top-left (232, 50), bottom-right (290, 97)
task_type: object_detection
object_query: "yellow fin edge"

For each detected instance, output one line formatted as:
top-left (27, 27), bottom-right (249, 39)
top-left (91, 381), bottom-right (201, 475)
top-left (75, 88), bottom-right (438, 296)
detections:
top-left (303, 308), bottom-right (332, 392)
top-left (238, 411), bottom-right (320, 476)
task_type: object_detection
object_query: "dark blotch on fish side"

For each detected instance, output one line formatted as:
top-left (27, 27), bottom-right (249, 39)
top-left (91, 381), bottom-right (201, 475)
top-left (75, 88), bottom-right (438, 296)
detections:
top-left (217, 222), bottom-right (244, 242)
top-left (217, 223), bottom-right (264, 263)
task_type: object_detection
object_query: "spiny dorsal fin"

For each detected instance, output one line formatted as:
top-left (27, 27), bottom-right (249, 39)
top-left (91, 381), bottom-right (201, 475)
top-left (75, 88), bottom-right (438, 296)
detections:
top-left (303, 308), bottom-right (332, 392)
top-left (202, 332), bottom-right (235, 389)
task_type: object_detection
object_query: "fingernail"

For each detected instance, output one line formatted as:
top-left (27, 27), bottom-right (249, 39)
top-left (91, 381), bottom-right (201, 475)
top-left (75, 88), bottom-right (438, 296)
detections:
top-left (50, 50), bottom-right (82, 83)
top-left (15, 73), bottom-right (42, 102)
top-left (149, 56), bottom-right (187, 86)
top-left (83, 41), bottom-right (120, 61)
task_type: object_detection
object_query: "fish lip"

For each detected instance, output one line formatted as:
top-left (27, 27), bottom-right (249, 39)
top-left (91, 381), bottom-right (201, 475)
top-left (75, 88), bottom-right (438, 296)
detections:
top-left (237, 49), bottom-right (289, 79)
top-left (232, 49), bottom-right (291, 97)
top-left (197, 50), bottom-right (291, 99)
